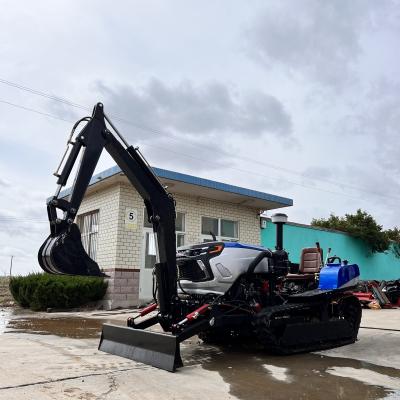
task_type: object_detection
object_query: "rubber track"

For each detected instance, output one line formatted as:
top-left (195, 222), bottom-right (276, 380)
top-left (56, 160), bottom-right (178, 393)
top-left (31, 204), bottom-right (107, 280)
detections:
top-left (254, 301), bottom-right (359, 354)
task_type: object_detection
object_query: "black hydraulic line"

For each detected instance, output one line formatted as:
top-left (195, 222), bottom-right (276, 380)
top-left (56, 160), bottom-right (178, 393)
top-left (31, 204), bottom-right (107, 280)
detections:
top-left (128, 315), bottom-right (159, 330)
top-left (246, 250), bottom-right (272, 276)
top-left (152, 270), bottom-right (158, 303)
top-left (176, 319), bottom-right (211, 342)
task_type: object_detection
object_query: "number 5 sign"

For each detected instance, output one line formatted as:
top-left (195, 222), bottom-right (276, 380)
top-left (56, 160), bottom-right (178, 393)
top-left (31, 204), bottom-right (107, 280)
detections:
top-left (125, 208), bottom-right (138, 230)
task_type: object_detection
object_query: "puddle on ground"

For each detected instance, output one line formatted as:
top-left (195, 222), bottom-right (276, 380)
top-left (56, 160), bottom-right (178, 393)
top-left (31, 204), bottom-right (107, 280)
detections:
top-left (2, 313), bottom-right (125, 339)
top-left (181, 343), bottom-right (400, 400)
top-left (0, 309), bottom-right (12, 335)
top-left (1, 310), bottom-right (399, 399)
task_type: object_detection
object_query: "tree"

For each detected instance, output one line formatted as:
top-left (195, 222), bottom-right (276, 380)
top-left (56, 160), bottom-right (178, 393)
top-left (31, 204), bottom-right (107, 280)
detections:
top-left (385, 227), bottom-right (400, 258)
top-left (311, 209), bottom-right (391, 254)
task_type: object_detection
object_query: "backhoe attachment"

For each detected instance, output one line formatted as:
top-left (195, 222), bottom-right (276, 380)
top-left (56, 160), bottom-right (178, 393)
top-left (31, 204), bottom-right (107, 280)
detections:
top-left (38, 102), bottom-right (178, 317)
top-left (38, 103), bottom-right (109, 276)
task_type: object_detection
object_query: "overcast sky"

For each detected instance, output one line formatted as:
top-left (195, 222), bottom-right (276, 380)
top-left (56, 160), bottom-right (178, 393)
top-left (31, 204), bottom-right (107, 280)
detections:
top-left (1, 1), bottom-right (400, 275)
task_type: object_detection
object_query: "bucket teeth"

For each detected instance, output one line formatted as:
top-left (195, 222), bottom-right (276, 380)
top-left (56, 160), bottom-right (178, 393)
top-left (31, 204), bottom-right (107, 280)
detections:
top-left (99, 324), bottom-right (183, 372)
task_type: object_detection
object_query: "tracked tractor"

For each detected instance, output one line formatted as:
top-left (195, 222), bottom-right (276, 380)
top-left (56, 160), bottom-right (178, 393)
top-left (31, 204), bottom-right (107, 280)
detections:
top-left (38, 103), bottom-right (362, 372)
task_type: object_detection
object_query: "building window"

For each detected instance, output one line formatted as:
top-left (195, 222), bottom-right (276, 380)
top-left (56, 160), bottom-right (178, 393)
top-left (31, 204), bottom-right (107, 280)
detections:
top-left (201, 217), bottom-right (239, 242)
top-left (144, 232), bottom-right (156, 269)
top-left (77, 210), bottom-right (99, 260)
top-left (143, 208), bottom-right (186, 247)
top-left (176, 212), bottom-right (185, 247)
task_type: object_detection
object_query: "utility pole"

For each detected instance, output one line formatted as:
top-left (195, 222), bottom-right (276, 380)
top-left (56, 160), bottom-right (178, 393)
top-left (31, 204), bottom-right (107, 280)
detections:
top-left (9, 255), bottom-right (13, 277)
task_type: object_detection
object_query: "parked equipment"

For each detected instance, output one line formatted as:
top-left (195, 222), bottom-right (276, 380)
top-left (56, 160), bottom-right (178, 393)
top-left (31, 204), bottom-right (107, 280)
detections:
top-left (353, 280), bottom-right (397, 308)
top-left (381, 280), bottom-right (400, 306)
top-left (38, 104), bottom-right (362, 372)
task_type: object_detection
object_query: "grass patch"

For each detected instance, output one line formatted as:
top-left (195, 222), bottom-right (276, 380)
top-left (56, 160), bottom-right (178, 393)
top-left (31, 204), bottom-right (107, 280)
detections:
top-left (9, 273), bottom-right (107, 311)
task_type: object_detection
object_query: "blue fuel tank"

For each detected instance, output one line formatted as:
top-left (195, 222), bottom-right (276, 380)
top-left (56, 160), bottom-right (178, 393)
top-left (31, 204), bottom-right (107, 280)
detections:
top-left (318, 262), bottom-right (360, 290)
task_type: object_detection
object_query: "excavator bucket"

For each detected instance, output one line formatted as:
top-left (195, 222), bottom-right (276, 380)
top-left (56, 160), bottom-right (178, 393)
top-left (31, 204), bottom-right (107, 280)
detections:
top-left (98, 324), bottom-right (183, 372)
top-left (38, 223), bottom-right (104, 276)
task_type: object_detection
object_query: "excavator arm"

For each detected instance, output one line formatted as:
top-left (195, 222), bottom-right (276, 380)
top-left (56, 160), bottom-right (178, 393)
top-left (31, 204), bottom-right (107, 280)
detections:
top-left (38, 103), bottom-right (178, 316)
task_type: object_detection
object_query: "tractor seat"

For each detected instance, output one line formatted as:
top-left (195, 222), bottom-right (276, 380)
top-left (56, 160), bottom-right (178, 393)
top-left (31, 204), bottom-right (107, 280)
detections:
top-left (286, 247), bottom-right (321, 280)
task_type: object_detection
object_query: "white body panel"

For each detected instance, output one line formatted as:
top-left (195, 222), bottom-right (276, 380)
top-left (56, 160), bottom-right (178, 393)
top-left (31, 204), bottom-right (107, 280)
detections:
top-left (179, 247), bottom-right (270, 296)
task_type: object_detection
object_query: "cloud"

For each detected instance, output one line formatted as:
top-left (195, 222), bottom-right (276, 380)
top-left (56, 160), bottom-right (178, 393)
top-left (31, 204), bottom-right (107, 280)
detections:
top-left (140, 136), bottom-right (236, 173)
top-left (0, 209), bottom-right (47, 237)
top-left (95, 79), bottom-right (292, 139)
top-left (302, 166), bottom-right (332, 180)
top-left (0, 246), bottom-right (30, 259)
top-left (245, 1), bottom-right (391, 89)
top-left (0, 178), bottom-right (10, 187)
top-left (88, 79), bottom-right (292, 172)
top-left (46, 100), bottom-right (81, 122)
top-left (336, 79), bottom-right (400, 173)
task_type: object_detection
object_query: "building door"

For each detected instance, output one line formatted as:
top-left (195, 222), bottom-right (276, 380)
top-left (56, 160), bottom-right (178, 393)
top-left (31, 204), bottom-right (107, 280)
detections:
top-left (138, 208), bottom-right (186, 304)
top-left (139, 227), bottom-right (157, 304)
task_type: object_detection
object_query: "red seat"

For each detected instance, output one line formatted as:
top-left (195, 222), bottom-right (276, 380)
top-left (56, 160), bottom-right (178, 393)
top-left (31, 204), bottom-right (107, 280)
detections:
top-left (286, 248), bottom-right (322, 280)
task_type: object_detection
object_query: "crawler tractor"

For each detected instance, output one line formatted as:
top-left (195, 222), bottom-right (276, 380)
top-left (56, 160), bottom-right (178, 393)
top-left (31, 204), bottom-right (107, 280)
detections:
top-left (39, 103), bottom-right (362, 371)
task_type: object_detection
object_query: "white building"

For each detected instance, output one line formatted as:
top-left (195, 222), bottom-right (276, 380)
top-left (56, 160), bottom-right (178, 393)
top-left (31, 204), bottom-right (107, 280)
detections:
top-left (65, 165), bottom-right (292, 309)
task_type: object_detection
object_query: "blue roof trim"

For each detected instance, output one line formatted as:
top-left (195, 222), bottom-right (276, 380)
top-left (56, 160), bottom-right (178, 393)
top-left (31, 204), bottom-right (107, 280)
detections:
top-left (152, 168), bottom-right (293, 206)
top-left (59, 165), bottom-right (293, 206)
top-left (224, 242), bottom-right (267, 251)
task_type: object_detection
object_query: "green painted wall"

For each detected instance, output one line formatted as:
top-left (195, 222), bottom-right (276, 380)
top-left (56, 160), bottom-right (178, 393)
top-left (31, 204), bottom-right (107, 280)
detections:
top-left (261, 221), bottom-right (400, 280)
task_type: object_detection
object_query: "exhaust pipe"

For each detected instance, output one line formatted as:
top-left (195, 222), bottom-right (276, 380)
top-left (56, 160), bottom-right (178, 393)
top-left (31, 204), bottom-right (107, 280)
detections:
top-left (271, 213), bottom-right (288, 251)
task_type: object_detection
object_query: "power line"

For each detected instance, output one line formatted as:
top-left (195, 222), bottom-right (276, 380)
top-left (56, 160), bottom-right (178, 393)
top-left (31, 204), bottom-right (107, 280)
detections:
top-left (0, 99), bottom-right (74, 123)
top-left (0, 78), bottom-right (87, 111)
top-left (0, 97), bottom-right (368, 201)
top-left (0, 76), bottom-right (388, 199)
top-left (0, 95), bottom-right (397, 204)
top-left (0, 77), bottom-right (398, 203)
top-left (0, 217), bottom-right (47, 222)
top-left (137, 142), bottom-right (376, 201)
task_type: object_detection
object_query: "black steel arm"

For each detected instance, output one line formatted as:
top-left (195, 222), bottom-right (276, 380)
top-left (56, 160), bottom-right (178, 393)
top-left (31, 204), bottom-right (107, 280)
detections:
top-left (43, 103), bottom-right (177, 316)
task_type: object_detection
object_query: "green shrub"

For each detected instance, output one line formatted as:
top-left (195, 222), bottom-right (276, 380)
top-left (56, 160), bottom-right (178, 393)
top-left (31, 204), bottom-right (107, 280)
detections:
top-left (311, 209), bottom-right (391, 254)
top-left (9, 273), bottom-right (108, 311)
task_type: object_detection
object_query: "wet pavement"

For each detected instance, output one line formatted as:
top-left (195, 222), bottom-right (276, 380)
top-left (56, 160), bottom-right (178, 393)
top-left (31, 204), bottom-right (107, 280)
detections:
top-left (0, 308), bottom-right (125, 338)
top-left (0, 308), bottom-right (399, 399)
top-left (183, 344), bottom-right (400, 400)
top-left (7, 316), bottom-right (110, 338)
top-left (0, 309), bottom-right (10, 335)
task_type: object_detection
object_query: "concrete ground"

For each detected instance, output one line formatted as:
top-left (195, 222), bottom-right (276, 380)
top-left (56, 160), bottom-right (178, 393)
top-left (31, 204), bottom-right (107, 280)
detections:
top-left (0, 308), bottom-right (399, 400)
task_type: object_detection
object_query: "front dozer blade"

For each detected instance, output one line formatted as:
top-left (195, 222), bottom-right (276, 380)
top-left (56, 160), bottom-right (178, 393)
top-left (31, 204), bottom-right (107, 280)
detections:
top-left (99, 324), bottom-right (183, 372)
top-left (38, 223), bottom-right (104, 276)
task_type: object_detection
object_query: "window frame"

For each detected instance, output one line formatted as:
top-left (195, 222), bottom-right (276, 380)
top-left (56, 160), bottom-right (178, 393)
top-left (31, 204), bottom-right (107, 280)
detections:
top-left (175, 211), bottom-right (186, 248)
top-left (77, 210), bottom-right (100, 261)
top-left (200, 216), bottom-right (239, 242)
top-left (143, 207), bottom-right (186, 248)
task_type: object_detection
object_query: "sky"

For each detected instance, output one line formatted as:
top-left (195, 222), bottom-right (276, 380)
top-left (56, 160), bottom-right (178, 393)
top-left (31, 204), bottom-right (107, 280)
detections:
top-left (1, 0), bottom-right (400, 275)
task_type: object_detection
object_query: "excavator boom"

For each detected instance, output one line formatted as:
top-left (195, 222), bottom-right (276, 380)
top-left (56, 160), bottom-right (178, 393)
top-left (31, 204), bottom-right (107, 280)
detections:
top-left (38, 103), bottom-right (178, 316)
